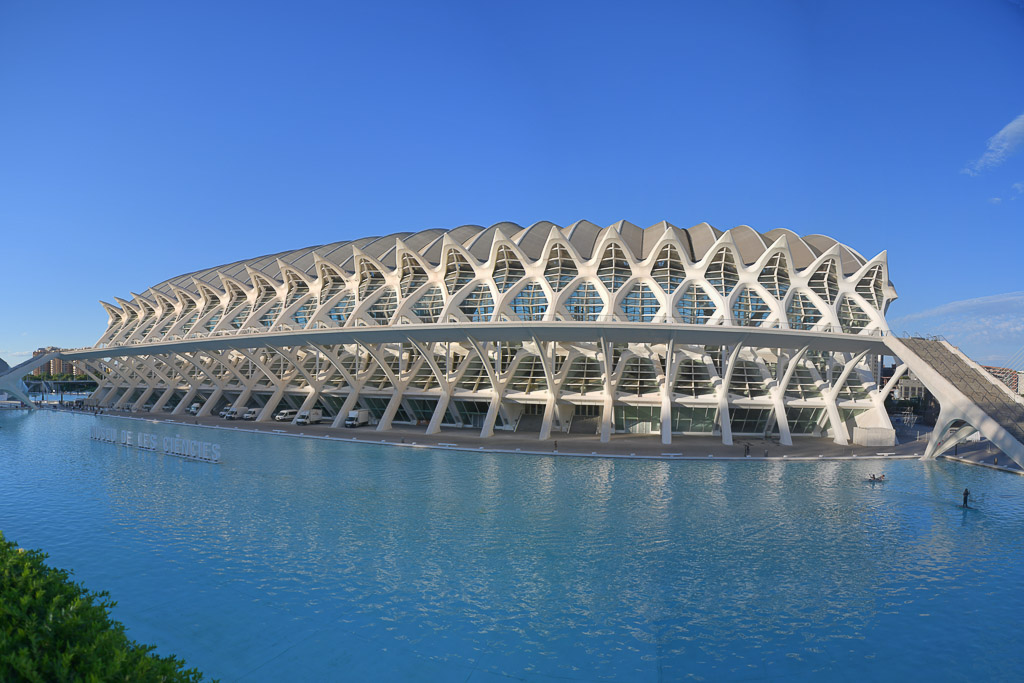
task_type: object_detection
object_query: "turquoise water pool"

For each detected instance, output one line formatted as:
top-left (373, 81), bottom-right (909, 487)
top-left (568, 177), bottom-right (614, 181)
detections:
top-left (2, 410), bottom-right (1022, 681)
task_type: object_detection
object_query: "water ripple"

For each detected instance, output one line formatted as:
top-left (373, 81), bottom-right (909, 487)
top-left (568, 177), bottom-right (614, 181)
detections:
top-left (2, 411), bottom-right (1023, 681)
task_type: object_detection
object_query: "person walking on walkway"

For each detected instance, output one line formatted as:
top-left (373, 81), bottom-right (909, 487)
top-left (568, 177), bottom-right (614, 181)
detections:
top-left (963, 488), bottom-right (970, 508)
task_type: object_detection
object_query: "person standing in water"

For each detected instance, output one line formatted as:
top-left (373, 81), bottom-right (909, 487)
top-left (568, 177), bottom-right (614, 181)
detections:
top-left (963, 488), bottom-right (970, 508)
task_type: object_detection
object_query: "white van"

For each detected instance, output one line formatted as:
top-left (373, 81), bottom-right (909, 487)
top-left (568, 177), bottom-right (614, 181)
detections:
top-left (224, 408), bottom-right (241, 420)
top-left (242, 408), bottom-right (259, 421)
top-left (275, 409), bottom-right (298, 422)
top-left (344, 409), bottom-right (370, 428)
top-left (295, 409), bottom-right (323, 425)
top-left (187, 402), bottom-right (202, 415)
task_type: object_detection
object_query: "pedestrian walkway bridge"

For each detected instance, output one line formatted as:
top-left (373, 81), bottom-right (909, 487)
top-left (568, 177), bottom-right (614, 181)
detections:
top-left (886, 336), bottom-right (1024, 468)
top-left (0, 353), bottom-right (57, 406)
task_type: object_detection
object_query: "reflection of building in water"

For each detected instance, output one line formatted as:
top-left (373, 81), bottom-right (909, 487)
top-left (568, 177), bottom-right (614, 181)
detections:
top-left (64, 220), bottom-right (903, 446)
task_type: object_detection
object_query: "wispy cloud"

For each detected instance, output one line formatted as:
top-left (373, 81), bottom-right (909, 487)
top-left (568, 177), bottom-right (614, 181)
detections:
top-left (962, 112), bottom-right (1024, 175)
top-left (890, 292), bottom-right (1024, 367)
top-left (990, 181), bottom-right (1024, 204)
top-left (892, 291), bottom-right (1024, 325)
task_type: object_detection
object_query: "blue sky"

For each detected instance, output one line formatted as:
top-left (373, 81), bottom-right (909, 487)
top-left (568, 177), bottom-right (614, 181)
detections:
top-left (1, 0), bottom-right (1023, 365)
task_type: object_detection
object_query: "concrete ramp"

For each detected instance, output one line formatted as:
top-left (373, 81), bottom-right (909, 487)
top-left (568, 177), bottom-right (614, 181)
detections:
top-left (886, 337), bottom-right (1024, 467)
top-left (569, 415), bottom-right (601, 435)
top-left (515, 414), bottom-right (545, 434)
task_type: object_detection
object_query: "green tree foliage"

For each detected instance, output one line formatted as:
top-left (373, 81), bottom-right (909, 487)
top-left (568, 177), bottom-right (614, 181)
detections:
top-left (0, 532), bottom-right (206, 682)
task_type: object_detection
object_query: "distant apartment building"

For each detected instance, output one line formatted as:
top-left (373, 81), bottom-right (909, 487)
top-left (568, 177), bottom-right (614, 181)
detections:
top-left (894, 370), bottom-right (929, 401)
top-left (30, 347), bottom-right (78, 376)
top-left (982, 365), bottom-right (1024, 395)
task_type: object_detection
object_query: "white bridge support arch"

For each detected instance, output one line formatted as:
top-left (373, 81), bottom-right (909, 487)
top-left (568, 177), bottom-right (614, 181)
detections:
top-left (884, 336), bottom-right (1024, 469)
top-left (0, 353), bottom-right (59, 407)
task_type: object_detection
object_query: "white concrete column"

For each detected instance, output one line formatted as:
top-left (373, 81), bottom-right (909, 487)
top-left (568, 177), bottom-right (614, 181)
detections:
top-left (600, 394), bottom-right (614, 443)
top-left (376, 384), bottom-right (408, 431)
top-left (824, 350), bottom-right (869, 445)
top-left (717, 344), bottom-right (745, 446)
top-left (231, 387), bottom-right (253, 411)
top-left (530, 337), bottom-right (560, 442)
top-left (197, 387), bottom-right (224, 417)
top-left (100, 385), bottom-right (126, 408)
top-left (465, 336), bottom-right (499, 394)
top-left (426, 390), bottom-right (453, 435)
top-left (172, 386), bottom-right (200, 415)
top-left (660, 393), bottom-right (673, 445)
top-left (86, 383), bottom-right (112, 407)
top-left (149, 359), bottom-right (189, 414)
top-left (660, 340), bottom-right (676, 446)
top-left (131, 386), bottom-right (157, 412)
top-left (97, 363), bottom-right (133, 407)
top-left (539, 395), bottom-right (558, 441)
top-left (127, 356), bottom-right (177, 413)
top-left (867, 363), bottom-right (907, 431)
top-left (330, 391), bottom-right (361, 428)
top-left (823, 396), bottom-right (847, 445)
top-left (112, 362), bottom-right (144, 409)
top-left (257, 386), bottom-right (287, 422)
top-left (770, 391), bottom-right (792, 446)
top-left (599, 337), bottom-right (615, 443)
top-left (479, 394), bottom-right (502, 438)
top-left (150, 387), bottom-right (176, 413)
top-left (297, 388), bottom-right (320, 412)
top-left (772, 347), bottom-right (810, 447)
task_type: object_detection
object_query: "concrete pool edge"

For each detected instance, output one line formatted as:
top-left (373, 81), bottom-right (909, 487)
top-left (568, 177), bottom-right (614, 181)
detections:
top-left (49, 407), bottom-right (926, 462)
top-left (30, 406), bottom-right (1024, 472)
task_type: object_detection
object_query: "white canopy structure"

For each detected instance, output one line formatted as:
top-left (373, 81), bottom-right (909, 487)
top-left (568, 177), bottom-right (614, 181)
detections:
top-left (59, 220), bottom-right (902, 446)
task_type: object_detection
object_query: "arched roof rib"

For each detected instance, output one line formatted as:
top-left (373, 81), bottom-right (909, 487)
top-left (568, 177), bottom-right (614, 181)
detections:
top-left (687, 223), bottom-right (723, 260)
top-left (730, 225), bottom-right (768, 265)
top-left (144, 220), bottom-right (880, 296)
top-left (514, 221), bottom-right (558, 260)
top-left (763, 229), bottom-right (818, 269)
top-left (611, 220), bottom-right (644, 258)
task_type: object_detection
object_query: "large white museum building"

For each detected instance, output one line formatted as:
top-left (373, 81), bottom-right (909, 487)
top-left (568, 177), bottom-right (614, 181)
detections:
top-left (68, 220), bottom-right (900, 445)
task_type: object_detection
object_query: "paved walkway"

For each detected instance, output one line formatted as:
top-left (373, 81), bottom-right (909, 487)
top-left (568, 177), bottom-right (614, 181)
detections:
top-left (35, 404), bottom-right (1024, 473)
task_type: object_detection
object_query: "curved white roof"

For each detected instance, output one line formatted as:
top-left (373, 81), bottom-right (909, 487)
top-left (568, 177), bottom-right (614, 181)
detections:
top-left (149, 220), bottom-right (873, 295)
